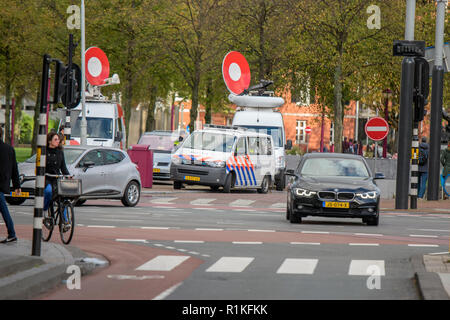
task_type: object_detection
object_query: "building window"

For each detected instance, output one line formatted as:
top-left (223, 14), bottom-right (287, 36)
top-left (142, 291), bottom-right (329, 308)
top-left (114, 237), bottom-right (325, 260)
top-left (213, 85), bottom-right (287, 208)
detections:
top-left (296, 120), bottom-right (307, 144)
top-left (291, 77), bottom-right (311, 106)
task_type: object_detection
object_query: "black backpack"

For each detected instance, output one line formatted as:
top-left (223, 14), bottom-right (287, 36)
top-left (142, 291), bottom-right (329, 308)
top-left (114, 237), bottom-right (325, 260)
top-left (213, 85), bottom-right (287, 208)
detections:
top-left (419, 148), bottom-right (428, 166)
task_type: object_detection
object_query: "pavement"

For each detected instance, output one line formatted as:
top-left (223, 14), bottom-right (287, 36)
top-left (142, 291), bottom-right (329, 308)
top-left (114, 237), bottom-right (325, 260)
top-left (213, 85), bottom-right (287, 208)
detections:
top-left (0, 182), bottom-right (448, 300)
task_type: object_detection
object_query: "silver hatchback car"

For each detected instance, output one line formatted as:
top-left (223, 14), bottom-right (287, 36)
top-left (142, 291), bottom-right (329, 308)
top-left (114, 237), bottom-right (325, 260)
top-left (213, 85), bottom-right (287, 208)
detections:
top-left (6, 146), bottom-right (141, 207)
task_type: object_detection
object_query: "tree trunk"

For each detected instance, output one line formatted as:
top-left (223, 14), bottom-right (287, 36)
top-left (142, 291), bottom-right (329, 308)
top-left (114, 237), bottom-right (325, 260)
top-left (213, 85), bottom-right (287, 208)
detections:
top-left (4, 79), bottom-right (11, 145)
top-left (145, 85), bottom-right (157, 132)
top-left (32, 87), bottom-right (40, 154)
top-left (189, 60), bottom-right (201, 132)
top-left (258, 2), bottom-right (267, 80)
top-left (333, 61), bottom-right (343, 153)
top-left (205, 78), bottom-right (212, 124)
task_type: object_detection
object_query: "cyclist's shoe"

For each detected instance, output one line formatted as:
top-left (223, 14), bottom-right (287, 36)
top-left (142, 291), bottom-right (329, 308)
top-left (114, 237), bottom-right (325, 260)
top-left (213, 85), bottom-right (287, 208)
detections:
top-left (62, 222), bottom-right (71, 232)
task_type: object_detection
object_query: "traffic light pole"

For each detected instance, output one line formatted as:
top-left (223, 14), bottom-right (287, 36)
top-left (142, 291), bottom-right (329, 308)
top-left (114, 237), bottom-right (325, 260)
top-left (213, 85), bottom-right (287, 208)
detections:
top-left (65, 34), bottom-right (74, 143)
top-left (410, 124), bottom-right (419, 208)
top-left (427, 0), bottom-right (447, 201)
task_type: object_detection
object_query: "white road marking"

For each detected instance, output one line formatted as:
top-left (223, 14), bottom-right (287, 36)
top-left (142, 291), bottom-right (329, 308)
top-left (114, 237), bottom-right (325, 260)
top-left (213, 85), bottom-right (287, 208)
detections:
top-left (190, 198), bottom-right (216, 206)
top-left (150, 197), bottom-right (177, 204)
top-left (232, 241), bottom-right (263, 244)
top-left (141, 227), bottom-right (170, 230)
top-left (354, 233), bottom-right (383, 237)
top-left (177, 249), bottom-right (187, 252)
top-left (174, 240), bottom-right (205, 243)
top-left (290, 242), bottom-right (321, 245)
top-left (136, 255), bottom-right (190, 271)
top-left (234, 209), bottom-right (256, 212)
top-left (195, 228), bottom-right (224, 231)
top-left (276, 258), bottom-right (318, 275)
top-left (301, 231), bottom-right (330, 234)
top-left (349, 243), bottom-right (380, 246)
top-left (115, 239), bottom-right (148, 243)
top-left (153, 282), bottom-right (183, 300)
top-left (188, 251), bottom-right (199, 255)
top-left (271, 203), bottom-right (286, 208)
top-left (206, 257), bottom-right (254, 273)
top-left (409, 235), bottom-right (439, 238)
top-left (165, 246), bottom-right (175, 249)
top-left (411, 229), bottom-right (450, 233)
top-left (348, 260), bottom-right (385, 276)
top-left (87, 225), bottom-right (116, 228)
top-left (107, 274), bottom-right (165, 280)
top-left (229, 199), bottom-right (256, 207)
top-left (247, 229), bottom-right (276, 232)
top-left (408, 244), bottom-right (440, 247)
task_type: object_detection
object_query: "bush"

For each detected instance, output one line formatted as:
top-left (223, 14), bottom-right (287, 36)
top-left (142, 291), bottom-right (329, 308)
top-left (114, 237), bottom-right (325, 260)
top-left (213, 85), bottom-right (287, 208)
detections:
top-left (19, 112), bottom-right (34, 144)
top-left (287, 145), bottom-right (305, 156)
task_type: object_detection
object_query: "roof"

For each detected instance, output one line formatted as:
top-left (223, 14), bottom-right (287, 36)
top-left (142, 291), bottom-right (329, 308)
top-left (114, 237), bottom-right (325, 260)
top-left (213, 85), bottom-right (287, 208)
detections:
top-left (302, 152), bottom-right (366, 160)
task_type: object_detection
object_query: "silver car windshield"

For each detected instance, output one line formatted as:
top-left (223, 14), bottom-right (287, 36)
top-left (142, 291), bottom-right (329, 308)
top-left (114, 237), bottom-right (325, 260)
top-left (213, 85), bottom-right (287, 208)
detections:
top-left (25, 149), bottom-right (85, 165)
top-left (182, 132), bottom-right (236, 152)
top-left (301, 158), bottom-right (370, 178)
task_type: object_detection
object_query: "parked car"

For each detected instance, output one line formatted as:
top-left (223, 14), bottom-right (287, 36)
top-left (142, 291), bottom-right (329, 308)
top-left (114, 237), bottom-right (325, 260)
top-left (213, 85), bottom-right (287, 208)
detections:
top-left (134, 131), bottom-right (184, 180)
top-left (285, 153), bottom-right (384, 225)
top-left (5, 146), bottom-right (141, 207)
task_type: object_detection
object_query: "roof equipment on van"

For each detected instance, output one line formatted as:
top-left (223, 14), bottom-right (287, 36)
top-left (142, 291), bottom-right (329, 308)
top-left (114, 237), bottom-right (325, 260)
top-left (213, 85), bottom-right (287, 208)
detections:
top-left (203, 124), bottom-right (247, 131)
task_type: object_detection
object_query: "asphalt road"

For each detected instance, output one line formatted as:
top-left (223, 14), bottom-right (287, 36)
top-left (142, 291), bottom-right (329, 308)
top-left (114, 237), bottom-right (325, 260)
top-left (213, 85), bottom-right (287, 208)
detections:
top-left (4, 189), bottom-right (450, 300)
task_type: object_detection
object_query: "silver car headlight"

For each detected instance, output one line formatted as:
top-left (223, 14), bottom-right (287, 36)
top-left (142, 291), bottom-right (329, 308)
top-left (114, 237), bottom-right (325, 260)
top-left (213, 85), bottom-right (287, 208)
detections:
top-left (356, 191), bottom-right (378, 199)
top-left (294, 188), bottom-right (317, 197)
top-left (206, 160), bottom-right (225, 168)
top-left (172, 157), bottom-right (182, 165)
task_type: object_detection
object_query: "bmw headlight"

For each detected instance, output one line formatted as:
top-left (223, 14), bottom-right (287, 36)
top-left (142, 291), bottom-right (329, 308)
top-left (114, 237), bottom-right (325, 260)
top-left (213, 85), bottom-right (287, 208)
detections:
top-left (356, 191), bottom-right (378, 199)
top-left (172, 157), bottom-right (182, 165)
top-left (206, 160), bottom-right (225, 168)
top-left (294, 188), bottom-right (317, 197)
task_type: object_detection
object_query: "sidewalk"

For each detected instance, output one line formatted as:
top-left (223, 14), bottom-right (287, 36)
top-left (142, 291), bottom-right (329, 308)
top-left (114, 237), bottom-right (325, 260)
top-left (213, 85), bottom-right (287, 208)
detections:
top-left (380, 198), bottom-right (450, 214)
top-left (0, 239), bottom-right (106, 300)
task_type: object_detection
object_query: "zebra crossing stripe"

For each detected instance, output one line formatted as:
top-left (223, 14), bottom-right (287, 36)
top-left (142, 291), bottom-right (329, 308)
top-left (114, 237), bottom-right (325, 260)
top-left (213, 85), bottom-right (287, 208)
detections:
top-left (136, 255), bottom-right (190, 271)
top-left (206, 257), bottom-right (254, 273)
top-left (348, 260), bottom-right (385, 276)
top-left (276, 259), bottom-right (318, 275)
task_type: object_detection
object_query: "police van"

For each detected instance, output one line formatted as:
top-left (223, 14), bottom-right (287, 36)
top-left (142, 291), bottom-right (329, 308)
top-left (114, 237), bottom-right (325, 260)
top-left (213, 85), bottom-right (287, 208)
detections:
top-left (170, 125), bottom-right (276, 193)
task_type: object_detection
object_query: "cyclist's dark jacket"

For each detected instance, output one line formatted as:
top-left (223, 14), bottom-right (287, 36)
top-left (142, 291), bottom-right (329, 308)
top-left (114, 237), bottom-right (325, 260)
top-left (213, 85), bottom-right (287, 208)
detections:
top-left (45, 147), bottom-right (70, 186)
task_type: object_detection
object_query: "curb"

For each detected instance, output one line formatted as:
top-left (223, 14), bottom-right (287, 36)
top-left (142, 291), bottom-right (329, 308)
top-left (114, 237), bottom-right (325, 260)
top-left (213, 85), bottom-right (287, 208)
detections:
top-left (411, 255), bottom-right (449, 300)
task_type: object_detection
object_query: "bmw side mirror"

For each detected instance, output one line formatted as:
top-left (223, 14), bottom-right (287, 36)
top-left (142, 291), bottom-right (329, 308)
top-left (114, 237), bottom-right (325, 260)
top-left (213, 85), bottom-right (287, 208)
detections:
top-left (285, 140), bottom-right (293, 150)
top-left (374, 172), bottom-right (385, 179)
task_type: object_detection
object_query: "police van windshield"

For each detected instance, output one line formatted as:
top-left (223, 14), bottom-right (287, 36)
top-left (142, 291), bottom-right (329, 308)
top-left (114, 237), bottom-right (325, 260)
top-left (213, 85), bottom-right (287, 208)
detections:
top-left (238, 126), bottom-right (282, 147)
top-left (182, 132), bottom-right (236, 152)
top-left (71, 117), bottom-right (113, 139)
top-left (138, 134), bottom-right (178, 151)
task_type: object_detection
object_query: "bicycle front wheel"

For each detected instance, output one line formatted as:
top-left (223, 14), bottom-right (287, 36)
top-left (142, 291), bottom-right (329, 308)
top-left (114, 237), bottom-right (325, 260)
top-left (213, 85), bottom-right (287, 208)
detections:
top-left (59, 201), bottom-right (75, 245)
top-left (42, 203), bottom-right (56, 242)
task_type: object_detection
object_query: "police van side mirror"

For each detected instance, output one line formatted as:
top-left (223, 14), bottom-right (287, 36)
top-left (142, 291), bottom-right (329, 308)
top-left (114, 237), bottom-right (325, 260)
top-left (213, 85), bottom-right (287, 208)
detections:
top-left (285, 140), bottom-right (293, 150)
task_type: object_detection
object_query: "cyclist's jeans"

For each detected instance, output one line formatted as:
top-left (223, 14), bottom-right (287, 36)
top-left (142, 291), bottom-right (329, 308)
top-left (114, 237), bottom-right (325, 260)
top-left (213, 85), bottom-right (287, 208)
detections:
top-left (43, 184), bottom-right (52, 211)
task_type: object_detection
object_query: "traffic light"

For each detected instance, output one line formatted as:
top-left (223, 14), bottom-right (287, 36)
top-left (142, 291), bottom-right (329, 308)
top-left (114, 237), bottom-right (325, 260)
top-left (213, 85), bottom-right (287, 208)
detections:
top-left (52, 60), bottom-right (81, 109)
top-left (413, 57), bottom-right (430, 122)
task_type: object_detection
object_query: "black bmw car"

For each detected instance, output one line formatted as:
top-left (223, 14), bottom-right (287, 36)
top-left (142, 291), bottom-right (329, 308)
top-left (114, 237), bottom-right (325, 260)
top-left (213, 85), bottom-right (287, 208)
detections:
top-left (286, 153), bottom-right (384, 226)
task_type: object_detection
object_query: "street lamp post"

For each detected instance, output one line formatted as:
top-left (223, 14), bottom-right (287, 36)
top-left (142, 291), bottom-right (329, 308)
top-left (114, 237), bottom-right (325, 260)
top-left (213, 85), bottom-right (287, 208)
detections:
top-left (382, 89), bottom-right (392, 158)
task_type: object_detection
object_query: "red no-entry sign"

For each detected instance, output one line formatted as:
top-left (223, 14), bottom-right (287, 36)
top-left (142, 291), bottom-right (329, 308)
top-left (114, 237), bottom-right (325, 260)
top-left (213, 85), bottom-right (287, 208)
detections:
top-left (305, 126), bottom-right (312, 134)
top-left (365, 117), bottom-right (389, 141)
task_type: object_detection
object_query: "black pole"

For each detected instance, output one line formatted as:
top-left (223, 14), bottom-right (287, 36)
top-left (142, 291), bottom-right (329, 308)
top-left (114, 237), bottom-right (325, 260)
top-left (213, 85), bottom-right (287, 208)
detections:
top-left (65, 34), bottom-right (74, 143)
top-left (427, 66), bottom-right (444, 200)
top-left (32, 54), bottom-right (51, 256)
top-left (395, 57), bottom-right (415, 209)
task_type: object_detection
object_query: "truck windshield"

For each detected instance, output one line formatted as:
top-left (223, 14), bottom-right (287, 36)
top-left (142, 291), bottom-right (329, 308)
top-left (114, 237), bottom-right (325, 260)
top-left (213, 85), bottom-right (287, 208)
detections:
top-left (138, 135), bottom-right (178, 151)
top-left (238, 126), bottom-right (283, 147)
top-left (71, 117), bottom-right (113, 139)
top-left (182, 132), bottom-right (236, 152)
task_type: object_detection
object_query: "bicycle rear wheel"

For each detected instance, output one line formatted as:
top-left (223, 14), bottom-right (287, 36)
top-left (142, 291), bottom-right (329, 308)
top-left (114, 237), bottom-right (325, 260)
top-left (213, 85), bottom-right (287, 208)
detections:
top-left (59, 201), bottom-right (75, 245)
top-left (42, 203), bottom-right (56, 242)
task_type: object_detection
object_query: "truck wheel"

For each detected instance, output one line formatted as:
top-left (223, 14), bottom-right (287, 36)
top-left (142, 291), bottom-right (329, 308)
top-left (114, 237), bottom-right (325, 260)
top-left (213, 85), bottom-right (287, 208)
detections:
top-left (5, 198), bottom-right (26, 206)
top-left (276, 173), bottom-right (285, 191)
top-left (121, 181), bottom-right (140, 207)
top-left (173, 181), bottom-right (182, 190)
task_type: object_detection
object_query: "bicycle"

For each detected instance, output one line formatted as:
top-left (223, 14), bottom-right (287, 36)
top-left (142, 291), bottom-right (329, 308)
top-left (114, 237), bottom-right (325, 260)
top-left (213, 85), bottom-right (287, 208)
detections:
top-left (42, 174), bottom-right (82, 245)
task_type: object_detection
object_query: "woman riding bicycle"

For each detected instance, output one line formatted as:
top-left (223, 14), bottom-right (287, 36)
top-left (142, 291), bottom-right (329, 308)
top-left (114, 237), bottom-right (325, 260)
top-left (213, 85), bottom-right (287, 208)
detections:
top-left (43, 132), bottom-right (71, 227)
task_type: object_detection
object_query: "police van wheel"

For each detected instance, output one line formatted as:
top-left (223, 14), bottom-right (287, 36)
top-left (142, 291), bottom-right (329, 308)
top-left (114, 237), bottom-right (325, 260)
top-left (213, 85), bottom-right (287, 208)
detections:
top-left (258, 175), bottom-right (270, 194)
top-left (223, 173), bottom-right (233, 193)
top-left (173, 181), bottom-right (182, 190)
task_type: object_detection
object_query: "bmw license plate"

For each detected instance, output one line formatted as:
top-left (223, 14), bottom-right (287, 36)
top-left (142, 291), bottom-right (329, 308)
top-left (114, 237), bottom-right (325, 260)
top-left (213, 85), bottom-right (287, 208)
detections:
top-left (10, 192), bottom-right (30, 198)
top-left (184, 176), bottom-right (200, 182)
top-left (323, 201), bottom-right (349, 209)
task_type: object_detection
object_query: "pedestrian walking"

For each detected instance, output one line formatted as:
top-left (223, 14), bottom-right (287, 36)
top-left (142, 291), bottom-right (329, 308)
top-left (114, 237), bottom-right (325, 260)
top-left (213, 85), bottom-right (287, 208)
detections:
top-left (0, 126), bottom-right (21, 243)
top-left (441, 141), bottom-right (450, 197)
top-left (342, 137), bottom-right (349, 153)
top-left (349, 139), bottom-right (355, 154)
top-left (418, 137), bottom-right (429, 199)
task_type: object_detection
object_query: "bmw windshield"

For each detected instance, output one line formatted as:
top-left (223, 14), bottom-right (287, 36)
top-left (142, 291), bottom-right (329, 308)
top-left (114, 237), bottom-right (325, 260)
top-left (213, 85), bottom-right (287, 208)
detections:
top-left (300, 158), bottom-right (370, 178)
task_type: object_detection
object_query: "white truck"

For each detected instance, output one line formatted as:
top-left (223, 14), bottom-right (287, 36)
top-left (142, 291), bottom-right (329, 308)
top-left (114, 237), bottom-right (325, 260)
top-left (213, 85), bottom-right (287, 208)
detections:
top-left (230, 83), bottom-right (292, 191)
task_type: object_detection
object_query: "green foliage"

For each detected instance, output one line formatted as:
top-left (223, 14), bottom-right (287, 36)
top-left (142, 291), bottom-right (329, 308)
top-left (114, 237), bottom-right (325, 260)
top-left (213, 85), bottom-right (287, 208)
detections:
top-left (19, 112), bottom-right (34, 144)
top-left (286, 145), bottom-right (305, 156)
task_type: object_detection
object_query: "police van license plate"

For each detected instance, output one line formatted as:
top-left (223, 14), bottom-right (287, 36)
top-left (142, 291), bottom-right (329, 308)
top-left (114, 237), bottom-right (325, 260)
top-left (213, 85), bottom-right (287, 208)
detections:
top-left (323, 202), bottom-right (349, 209)
top-left (184, 176), bottom-right (200, 182)
top-left (153, 168), bottom-right (160, 173)
top-left (10, 192), bottom-right (30, 198)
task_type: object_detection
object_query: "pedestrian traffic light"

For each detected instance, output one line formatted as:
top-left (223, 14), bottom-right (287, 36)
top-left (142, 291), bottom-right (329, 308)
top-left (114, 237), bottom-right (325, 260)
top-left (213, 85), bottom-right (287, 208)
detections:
top-left (53, 60), bottom-right (68, 104)
top-left (413, 57), bottom-right (430, 122)
top-left (52, 60), bottom-right (81, 109)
